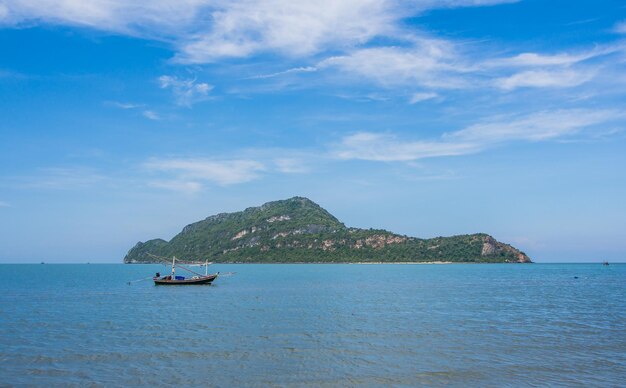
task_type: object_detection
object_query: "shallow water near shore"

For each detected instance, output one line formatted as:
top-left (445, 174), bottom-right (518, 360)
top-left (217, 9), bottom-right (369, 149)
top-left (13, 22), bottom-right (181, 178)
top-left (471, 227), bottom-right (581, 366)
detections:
top-left (0, 263), bottom-right (624, 386)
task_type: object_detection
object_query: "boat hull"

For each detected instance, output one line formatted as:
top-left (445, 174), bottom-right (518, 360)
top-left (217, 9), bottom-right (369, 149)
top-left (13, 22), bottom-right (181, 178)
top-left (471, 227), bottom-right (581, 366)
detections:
top-left (153, 274), bottom-right (218, 285)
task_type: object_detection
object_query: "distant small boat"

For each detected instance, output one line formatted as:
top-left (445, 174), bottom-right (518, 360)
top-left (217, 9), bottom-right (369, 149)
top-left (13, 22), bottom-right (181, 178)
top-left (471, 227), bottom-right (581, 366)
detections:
top-left (602, 261), bottom-right (609, 266)
top-left (152, 256), bottom-right (218, 285)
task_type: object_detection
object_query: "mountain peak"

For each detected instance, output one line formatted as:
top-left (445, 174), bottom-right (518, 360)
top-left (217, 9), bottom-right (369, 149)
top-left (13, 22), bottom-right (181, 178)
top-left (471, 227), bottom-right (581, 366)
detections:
top-left (258, 196), bottom-right (318, 209)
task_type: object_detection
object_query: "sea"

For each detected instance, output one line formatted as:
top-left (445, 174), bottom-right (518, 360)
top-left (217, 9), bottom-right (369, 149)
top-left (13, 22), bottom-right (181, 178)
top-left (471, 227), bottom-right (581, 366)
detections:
top-left (0, 263), bottom-right (624, 386)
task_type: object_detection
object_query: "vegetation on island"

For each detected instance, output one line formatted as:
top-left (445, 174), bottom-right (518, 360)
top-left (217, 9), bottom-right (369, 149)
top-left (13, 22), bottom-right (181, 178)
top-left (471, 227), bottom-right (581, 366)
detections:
top-left (124, 197), bottom-right (532, 264)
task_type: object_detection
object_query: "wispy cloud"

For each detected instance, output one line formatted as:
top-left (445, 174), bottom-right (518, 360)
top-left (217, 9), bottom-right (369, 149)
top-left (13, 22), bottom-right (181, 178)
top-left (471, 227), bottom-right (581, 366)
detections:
top-left (427, 0), bottom-right (520, 7)
top-left (173, 0), bottom-right (515, 63)
top-left (475, 44), bottom-right (626, 91)
top-left (174, 1), bottom-right (402, 63)
top-left (495, 69), bottom-right (596, 90)
top-left (409, 92), bottom-right (438, 104)
top-left (318, 41), bottom-right (467, 89)
top-left (249, 66), bottom-right (317, 80)
top-left (492, 52), bottom-right (585, 67)
top-left (273, 158), bottom-right (310, 173)
top-left (7, 108), bottom-right (621, 195)
top-left (158, 75), bottom-right (213, 106)
top-left (0, 1), bottom-right (201, 38)
top-left (147, 180), bottom-right (203, 195)
top-left (311, 40), bottom-right (625, 92)
top-left (144, 158), bottom-right (265, 187)
top-left (0, 200), bottom-right (10, 208)
top-left (334, 132), bottom-right (478, 161)
top-left (142, 110), bottom-right (160, 120)
top-left (334, 109), bottom-right (623, 161)
top-left (0, 0), bottom-right (518, 63)
top-left (106, 101), bottom-right (162, 120)
top-left (1, 0), bottom-right (398, 62)
top-left (448, 109), bottom-right (622, 143)
top-left (614, 20), bottom-right (626, 34)
top-left (3, 0), bottom-right (622, 100)
top-left (484, 49), bottom-right (607, 68)
top-left (563, 18), bottom-right (598, 27)
top-left (107, 101), bottom-right (144, 109)
top-left (4, 167), bottom-right (107, 190)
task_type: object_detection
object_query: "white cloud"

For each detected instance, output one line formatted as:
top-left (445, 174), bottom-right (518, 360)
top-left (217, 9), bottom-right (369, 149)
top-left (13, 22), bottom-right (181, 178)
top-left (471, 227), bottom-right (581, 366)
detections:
top-left (177, 0), bottom-right (399, 63)
top-left (144, 158), bottom-right (265, 186)
top-left (147, 180), bottom-right (203, 194)
top-left (311, 42), bottom-right (621, 91)
top-left (158, 75), bottom-right (213, 106)
top-left (108, 101), bottom-right (144, 109)
top-left (449, 109), bottom-right (621, 143)
top-left (253, 40), bottom-right (626, 93)
top-left (273, 158), bottom-right (309, 173)
top-left (6, 167), bottom-right (107, 190)
top-left (334, 132), bottom-right (479, 161)
top-left (0, 0), bottom-right (519, 63)
top-left (427, 0), bottom-right (519, 7)
top-left (2, 0), bottom-right (622, 98)
top-left (142, 110), bottom-right (160, 120)
top-left (107, 101), bottom-right (161, 120)
top-left (318, 41), bottom-right (467, 89)
top-left (250, 66), bottom-right (317, 80)
top-left (174, 0), bottom-right (521, 65)
top-left (409, 92), bottom-right (438, 104)
top-left (483, 43), bottom-right (626, 69)
top-left (495, 69), bottom-right (596, 90)
top-left (176, 0), bottom-right (517, 63)
top-left (614, 20), bottom-right (626, 34)
top-left (0, 0), bottom-right (202, 36)
top-left (0, 200), bottom-right (10, 207)
top-left (335, 109), bottom-right (623, 162)
top-left (488, 52), bottom-right (596, 67)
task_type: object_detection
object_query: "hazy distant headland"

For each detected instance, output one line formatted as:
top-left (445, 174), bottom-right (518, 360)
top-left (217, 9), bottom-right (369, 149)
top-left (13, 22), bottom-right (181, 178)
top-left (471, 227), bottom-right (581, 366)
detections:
top-left (124, 197), bottom-right (531, 264)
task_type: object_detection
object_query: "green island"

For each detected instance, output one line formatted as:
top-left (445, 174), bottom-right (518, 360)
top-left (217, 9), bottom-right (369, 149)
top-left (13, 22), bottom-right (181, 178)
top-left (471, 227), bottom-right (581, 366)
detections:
top-left (124, 197), bottom-right (532, 264)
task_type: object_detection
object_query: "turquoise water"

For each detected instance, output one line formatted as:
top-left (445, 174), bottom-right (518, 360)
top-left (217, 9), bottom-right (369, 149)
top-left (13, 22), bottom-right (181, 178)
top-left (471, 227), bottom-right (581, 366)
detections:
top-left (0, 263), bottom-right (624, 386)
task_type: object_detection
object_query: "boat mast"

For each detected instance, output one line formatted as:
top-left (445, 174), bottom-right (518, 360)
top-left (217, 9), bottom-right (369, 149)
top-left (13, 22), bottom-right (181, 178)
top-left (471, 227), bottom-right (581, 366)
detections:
top-left (172, 256), bottom-right (176, 277)
top-left (205, 259), bottom-right (208, 276)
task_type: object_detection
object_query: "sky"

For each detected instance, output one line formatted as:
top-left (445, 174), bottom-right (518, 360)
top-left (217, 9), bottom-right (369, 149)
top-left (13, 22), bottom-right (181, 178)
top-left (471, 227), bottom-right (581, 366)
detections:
top-left (0, 0), bottom-right (625, 263)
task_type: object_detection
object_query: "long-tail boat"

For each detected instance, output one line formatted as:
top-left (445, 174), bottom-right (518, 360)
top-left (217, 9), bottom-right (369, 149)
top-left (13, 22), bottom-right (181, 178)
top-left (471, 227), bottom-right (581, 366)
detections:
top-left (152, 256), bottom-right (219, 285)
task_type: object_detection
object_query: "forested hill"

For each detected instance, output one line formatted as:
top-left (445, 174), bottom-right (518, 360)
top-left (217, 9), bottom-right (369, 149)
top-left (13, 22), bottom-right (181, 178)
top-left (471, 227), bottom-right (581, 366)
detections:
top-left (124, 197), bottom-right (531, 264)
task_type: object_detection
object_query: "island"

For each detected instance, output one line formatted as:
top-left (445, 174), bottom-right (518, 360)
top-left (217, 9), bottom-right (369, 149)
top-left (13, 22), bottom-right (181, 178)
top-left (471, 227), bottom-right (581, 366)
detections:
top-left (124, 197), bottom-right (531, 264)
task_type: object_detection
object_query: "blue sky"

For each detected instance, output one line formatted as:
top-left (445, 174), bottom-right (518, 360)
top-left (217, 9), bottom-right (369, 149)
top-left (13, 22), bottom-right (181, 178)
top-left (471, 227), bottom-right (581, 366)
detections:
top-left (1, 0), bottom-right (625, 263)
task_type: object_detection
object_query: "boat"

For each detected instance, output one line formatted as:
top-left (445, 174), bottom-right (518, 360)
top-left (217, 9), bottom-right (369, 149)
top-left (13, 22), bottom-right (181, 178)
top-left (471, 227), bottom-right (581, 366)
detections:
top-left (602, 261), bottom-right (609, 266)
top-left (152, 256), bottom-right (219, 285)
top-left (154, 274), bottom-right (218, 285)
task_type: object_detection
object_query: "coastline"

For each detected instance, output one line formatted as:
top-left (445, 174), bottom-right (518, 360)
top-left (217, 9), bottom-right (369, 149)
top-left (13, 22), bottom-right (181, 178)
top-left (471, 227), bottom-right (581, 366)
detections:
top-left (124, 261), bottom-right (503, 265)
top-left (349, 261), bottom-right (454, 264)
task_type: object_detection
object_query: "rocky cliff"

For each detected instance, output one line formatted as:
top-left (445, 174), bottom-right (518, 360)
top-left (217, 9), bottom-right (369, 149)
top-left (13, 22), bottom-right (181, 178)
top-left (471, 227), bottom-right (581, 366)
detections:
top-left (124, 197), bottom-right (531, 264)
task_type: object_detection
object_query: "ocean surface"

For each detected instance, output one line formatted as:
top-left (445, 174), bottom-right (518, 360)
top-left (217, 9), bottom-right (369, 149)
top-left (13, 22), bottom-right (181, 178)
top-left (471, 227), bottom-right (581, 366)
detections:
top-left (0, 263), bottom-right (624, 386)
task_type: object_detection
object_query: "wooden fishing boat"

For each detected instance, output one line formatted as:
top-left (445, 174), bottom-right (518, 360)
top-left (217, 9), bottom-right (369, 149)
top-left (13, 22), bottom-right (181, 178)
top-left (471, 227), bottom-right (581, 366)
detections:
top-left (126, 256), bottom-right (233, 286)
top-left (152, 256), bottom-right (219, 286)
top-left (153, 273), bottom-right (218, 285)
